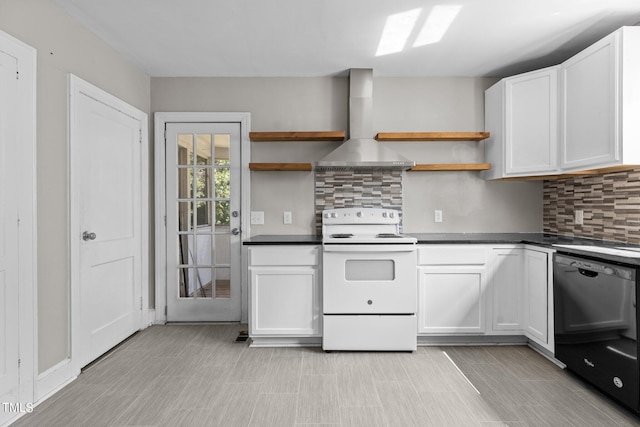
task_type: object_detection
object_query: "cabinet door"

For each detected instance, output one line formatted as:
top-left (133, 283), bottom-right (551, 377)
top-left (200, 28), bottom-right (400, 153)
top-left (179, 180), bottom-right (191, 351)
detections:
top-left (418, 267), bottom-right (486, 334)
top-left (250, 267), bottom-right (321, 336)
top-left (505, 67), bottom-right (558, 175)
top-left (491, 248), bottom-right (523, 332)
top-left (561, 31), bottom-right (619, 170)
top-left (523, 250), bottom-right (548, 345)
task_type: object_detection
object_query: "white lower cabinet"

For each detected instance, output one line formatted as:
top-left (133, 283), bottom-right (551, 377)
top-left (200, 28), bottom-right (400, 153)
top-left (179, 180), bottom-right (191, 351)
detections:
top-left (417, 246), bottom-right (488, 334)
top-left (491, 247), bottom-right (524, 332)
top-left (248, 246), bottom-right (321, 337)
top-left (523, 247), bottom-right (552, 349)
top-left (489, 245), bottom-right (554, 352)
top-left (248, 243), bottom-right (554, 352)
top-left (416, 244), bottom-right (554, 352)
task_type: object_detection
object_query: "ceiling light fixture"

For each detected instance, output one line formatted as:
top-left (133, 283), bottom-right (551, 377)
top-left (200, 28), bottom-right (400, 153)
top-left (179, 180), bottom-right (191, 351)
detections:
top-left (413, 5), bottom-right (462, 47)
top-left (375, 8), bottom-right (421, 56)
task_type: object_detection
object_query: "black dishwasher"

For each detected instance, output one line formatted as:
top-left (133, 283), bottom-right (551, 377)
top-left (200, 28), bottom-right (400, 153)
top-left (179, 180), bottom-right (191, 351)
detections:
top-left (554, 253), bottom-right (639, 412)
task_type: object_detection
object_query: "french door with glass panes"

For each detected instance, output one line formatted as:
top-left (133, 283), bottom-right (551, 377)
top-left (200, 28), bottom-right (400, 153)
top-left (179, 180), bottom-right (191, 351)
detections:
top-left (165, 122), bottom-right (241, 321)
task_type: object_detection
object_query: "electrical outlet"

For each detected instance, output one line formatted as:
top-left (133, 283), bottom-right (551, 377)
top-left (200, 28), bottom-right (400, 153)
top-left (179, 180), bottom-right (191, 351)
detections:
top-left (575, 210), bottom-right (584, 225)
top-left (283, 211), bottom-right (292, 224)
top-left (250, 211), bottom-right (264, 225)
top-left (434, 210), bottom-right (443, 223)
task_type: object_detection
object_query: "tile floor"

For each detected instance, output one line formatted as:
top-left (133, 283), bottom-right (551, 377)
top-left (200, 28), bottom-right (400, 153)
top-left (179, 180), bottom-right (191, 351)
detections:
top-left (10, 324), bottom-right (640, 426)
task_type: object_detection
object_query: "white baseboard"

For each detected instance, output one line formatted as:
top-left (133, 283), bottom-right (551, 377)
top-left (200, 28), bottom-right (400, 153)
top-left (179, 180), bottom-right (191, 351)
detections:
top-left (36, 358), bottom-right (78, 403)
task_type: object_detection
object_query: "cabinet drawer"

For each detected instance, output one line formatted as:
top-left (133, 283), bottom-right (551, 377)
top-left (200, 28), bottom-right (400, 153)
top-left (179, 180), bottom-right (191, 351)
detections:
top-left (418, 246), bottom-right (487, 265)
top-left (249, 246), bottom-right (320, 266)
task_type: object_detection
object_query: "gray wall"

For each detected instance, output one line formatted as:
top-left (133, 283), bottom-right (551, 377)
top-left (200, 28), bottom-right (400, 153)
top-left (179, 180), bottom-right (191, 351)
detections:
top-left (152, 76), bottom-right (542, 235)
top-left (0, 0), bottom-right (150, 373)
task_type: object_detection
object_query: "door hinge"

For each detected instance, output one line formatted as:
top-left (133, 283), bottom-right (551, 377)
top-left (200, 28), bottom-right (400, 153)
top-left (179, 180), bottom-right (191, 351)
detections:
top-left (140, 297), bottom-right (143, 310)
top-left (139, 128), bottom-right (142, 144)
top-left (165, 306), bottom-right (168, 316)
top-left (164, 215), bottom-right (167, 226)
top-left (16, 69), bottom-right (19, 80)
top-left (18, 358), bottom-right (21, 367)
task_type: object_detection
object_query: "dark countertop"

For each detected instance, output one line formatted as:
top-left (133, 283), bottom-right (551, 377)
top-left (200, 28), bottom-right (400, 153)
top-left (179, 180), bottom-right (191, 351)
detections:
top-left (244, 233), bottom-right (640, 266)
top-left (243, 234), bottom-right (322, 245)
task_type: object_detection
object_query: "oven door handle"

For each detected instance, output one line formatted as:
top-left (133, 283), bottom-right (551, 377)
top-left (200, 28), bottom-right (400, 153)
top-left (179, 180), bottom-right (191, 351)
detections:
top-left (323, 244), bottom-right (416, 253)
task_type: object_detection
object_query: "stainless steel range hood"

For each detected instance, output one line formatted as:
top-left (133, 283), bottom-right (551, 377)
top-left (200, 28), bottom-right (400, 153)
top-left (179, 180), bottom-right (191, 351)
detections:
top-left (316, 69), bottom-right (415, 171)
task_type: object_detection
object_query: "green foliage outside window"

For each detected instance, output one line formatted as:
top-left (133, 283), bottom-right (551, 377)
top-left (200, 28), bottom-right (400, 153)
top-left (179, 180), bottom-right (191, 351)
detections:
top-left (195, 157), bottom-right (230, 226)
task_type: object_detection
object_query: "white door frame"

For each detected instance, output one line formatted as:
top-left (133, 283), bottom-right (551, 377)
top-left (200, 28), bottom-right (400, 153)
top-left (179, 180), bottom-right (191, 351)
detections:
top-left (69, 75), bottom-right (149, 373)
top-left (154, 112), bottom-right (251, 324)
top-left (0, 29), bottom-right (36, 415)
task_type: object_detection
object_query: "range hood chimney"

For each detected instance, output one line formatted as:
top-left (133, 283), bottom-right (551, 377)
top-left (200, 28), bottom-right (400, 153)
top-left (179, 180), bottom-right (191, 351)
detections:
top-left (316, 69), bottom-right (415, 171)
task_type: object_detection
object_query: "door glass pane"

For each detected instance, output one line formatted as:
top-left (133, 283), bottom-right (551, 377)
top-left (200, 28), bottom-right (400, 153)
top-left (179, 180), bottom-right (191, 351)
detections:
top-left (214, 267), bottom-right (230, 299)
top-left (178, 267), bottom-right (194, 298)
top-left (177, 167), bottom-right (193, 199)
top-left (215, 234), bottom-right (230, 264)
top-left (195, 168), bottom-right (211, 199)
top-left (178, 202), bottom-right (193, 231)
top-left (194, 234), bottom-right (213, 266)
top-left (214, 168), bottom-right (230, 199)
top-left (196, 268), bottom-right (213, 298)
top-left (177, 235), bottom-right (194, 266)
top-left (216, 201), bottom-right (230, 226)
top-left (195, 134), bottom-right (212, 163)
top-left (214, 134), bottom-right (230, 165)
top-left (196, 200), bottom-right (212, 228)
top-left (177, 135), bottom-right (193, 165)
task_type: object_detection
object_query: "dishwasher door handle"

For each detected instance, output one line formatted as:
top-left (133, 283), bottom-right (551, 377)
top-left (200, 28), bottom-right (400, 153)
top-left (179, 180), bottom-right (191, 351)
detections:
top-left (578, 268), bottom-right (599, 278)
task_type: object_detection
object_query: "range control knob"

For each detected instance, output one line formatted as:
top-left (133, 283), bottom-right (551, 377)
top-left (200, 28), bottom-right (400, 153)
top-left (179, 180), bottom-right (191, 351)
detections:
top-left (357, 211), bottom-right (363, 218)
top-left (324, 212), bottom-right (330, 218)
top-left (389, 212), bottom-right (395, 218)
top-left (331, 212), bottom-right (338, 218)
top-left (382, 212), bottom-right (388, 218)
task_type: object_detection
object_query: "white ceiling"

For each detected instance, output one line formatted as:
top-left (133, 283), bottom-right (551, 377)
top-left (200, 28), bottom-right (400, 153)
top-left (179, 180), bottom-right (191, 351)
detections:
top-left (54, 0), bottom-right (640, 78)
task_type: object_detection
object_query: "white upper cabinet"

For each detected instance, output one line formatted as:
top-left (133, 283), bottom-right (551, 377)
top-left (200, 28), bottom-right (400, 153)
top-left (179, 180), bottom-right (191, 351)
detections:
top-left (484, 66), bottom-right (559, 180)
top-left (485, 26), bottom-right (640, 179)
top-left (560, 26), bottom-right (640, 171)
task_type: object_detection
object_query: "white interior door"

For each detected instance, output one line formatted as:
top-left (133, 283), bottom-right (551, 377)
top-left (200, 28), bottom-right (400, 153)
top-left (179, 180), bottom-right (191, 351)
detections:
top-left (0, 45), bottom-right (20, 417)
top-left (165, 122), bottom-right (242, 322)
top-left (71, 77), bottom-right (145, 368)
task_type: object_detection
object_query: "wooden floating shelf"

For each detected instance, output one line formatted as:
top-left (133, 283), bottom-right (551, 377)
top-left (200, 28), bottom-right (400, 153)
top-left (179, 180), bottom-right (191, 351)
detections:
top-left (409, 163), bottom-right (492, 172)
top-left (376, 132), bottom-right (490, 141)
top-left (249, 131), bottom-right (345, 142)
top-left (249, 162), bottom-right (312, 171)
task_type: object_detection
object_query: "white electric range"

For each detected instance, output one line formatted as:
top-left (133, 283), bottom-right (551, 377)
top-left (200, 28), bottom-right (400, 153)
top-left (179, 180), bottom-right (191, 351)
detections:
top-left (321, 208), bottom-right (417, 351)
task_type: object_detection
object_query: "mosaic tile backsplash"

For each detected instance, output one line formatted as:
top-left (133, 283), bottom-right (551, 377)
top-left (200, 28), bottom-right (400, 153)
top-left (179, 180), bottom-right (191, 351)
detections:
top-left (543, 168), bottom-right (640, 244)
top-left (315, 170), bottom-right (403, 233)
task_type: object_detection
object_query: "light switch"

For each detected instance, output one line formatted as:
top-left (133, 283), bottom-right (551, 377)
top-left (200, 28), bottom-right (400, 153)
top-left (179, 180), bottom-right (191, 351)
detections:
top-left (250, 211), bottom-right (264, 225)
top-left (575, 210), bottom-right (584, 225)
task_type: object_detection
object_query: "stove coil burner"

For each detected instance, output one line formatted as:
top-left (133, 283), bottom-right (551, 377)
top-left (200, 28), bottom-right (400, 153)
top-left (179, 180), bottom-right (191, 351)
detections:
top-left (330, 233), bottom-right (354, 238)
top-left (376, 233), bottom-right (401, 238)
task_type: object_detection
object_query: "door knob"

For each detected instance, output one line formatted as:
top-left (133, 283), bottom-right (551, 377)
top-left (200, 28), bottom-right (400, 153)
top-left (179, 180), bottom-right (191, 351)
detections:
top-left (231, 228), bottom-right (240, 235)
top-left (82, 231), bottom-right (97, 241)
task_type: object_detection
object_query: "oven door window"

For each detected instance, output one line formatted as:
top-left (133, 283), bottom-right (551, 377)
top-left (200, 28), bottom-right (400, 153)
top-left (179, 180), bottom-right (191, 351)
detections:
top-left (345, 260), bottom-right (395, 281)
